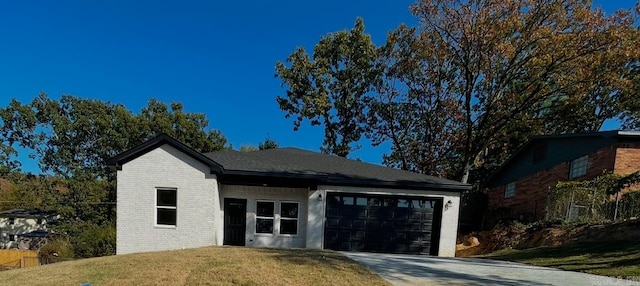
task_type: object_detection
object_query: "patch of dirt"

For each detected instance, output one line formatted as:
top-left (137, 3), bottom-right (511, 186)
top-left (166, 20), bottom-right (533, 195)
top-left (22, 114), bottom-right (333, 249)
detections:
top-left (456, 218), bottom-right (640, 257)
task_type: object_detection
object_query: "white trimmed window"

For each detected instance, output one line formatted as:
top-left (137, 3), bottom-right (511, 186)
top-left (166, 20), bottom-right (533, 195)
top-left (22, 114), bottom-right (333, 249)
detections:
top-left (504, 182), bottom-right (516, 198)
top-left (569, 155), bottom-right (588, 179)
top-left (156, 188), bottom-right (177, 226)
top-left (279, 202), bottom-right (299, 235)
top-left (256, 201), bottom-right (275, 234)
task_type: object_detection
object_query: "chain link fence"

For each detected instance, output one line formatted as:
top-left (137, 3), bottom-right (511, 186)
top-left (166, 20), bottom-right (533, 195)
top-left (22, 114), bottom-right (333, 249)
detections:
top-left (546, 175), bottom-right (640, 222)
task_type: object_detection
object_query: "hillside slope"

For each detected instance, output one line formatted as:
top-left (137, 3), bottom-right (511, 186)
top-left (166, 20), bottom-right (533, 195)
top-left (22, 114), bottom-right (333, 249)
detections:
top-left (0, 246), bottom-right (389, 286)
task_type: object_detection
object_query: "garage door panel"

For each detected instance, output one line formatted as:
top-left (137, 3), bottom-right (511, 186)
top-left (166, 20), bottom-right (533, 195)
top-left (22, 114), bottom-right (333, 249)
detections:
top-left (395, 209), bottom-right (409, 220)
top-left (409, 211), bottom-right (422, 220)
top-left (324, 193), bottom-right (442, 255)
top-left (366, 220), bottom-right (381, 229)
top-left (354, 220), bottom-right (366, 229)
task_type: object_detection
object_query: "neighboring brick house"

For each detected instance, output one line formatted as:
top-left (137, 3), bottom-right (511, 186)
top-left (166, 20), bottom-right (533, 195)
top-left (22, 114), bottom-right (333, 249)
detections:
top-left (485, 130), bottom-right (640, 221)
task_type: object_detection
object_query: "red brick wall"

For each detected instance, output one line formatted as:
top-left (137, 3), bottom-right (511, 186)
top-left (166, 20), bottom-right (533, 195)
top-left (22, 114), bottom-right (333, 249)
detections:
top-left (488, 145), bottom-right (617, 221)
top-left (614, 144), bottom-right (640, 175)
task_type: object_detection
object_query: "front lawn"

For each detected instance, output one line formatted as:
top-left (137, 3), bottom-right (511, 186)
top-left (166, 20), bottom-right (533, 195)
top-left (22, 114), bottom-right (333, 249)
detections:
top-left (0, 246), bottom-right (389, 286)
top-left (482, 241), bottom-right (640, 278)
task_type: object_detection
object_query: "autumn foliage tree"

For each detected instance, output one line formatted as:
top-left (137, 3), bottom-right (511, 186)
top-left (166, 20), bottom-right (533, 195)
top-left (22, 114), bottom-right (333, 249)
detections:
top-left (276, 0), bottom-right (640, 183)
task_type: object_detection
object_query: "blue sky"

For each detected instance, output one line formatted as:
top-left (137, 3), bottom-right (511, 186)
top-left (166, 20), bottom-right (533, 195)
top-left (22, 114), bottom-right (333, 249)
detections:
top-left (0, 0), bottom-right (635, 174)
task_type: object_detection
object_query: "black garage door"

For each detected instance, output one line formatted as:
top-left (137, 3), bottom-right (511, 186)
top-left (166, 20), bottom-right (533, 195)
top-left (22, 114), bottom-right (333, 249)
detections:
top-left (324, 193), bottom-right (442, 255)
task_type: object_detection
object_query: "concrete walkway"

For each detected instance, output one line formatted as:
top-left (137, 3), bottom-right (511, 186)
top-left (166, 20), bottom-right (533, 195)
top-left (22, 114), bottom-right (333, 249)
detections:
top-left (343, 252), bottom-right (640, 286)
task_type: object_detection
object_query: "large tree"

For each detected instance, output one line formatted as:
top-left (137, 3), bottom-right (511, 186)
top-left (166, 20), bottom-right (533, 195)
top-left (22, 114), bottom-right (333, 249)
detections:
top-left (276, 18), bottom-right (379, 157)
top-left (406, 0), bottom-right (639, 182)
top-left (366, 25), bottom-right (465, 177)
top-left (276, 0), bottom-right (639, 183)
top-left (24, 94), bottom-right (228, 179)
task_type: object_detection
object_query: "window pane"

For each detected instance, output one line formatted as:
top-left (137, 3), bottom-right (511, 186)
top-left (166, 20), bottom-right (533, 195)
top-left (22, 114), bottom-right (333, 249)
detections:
top-left (157, 208), bottom-right (176, 225)
top-left (256, 202), bottom-right (274, 217)
top-left (397, 199), bottom-right (409, 208)
top-left (256, 218), bottom-right (274, 233)
top-left (570, 155), bottom-right (588, 179)
top-left (356, 197), bottom-right (367, 206)
top-left (281, 203), bottom-right (298, 218)
top-left (157, 189), bottom-right (177, 207)
top-left (422, 200), bottom-right (435, 209)
top-left (505, 182), bottom-right (516, 198)
top-left (343, 197), bottom-right (354, 205)
top-left (328, 195), bottom-right (341, 207)
top-left (368, 198), bottom-right (381, 207)
top-left (280, 219), bottom-right (297, 235)
top-left (384, 198), bottom-right (396, 207)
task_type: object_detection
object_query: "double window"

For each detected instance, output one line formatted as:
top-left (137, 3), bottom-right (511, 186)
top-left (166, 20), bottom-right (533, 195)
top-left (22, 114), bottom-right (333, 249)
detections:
top-left (569, 155), bottom-right (588, 179)
top-left (156, 188), bottom-right (177, 226)
top-left (255, 201), bottom-right (299, 235)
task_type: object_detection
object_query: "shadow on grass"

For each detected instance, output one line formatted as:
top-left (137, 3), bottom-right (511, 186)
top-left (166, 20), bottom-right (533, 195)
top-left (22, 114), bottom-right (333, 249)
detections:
top-left (483, 241), bottom-right (640, 274)
top-left (254, 248), bottom-right (374, 275)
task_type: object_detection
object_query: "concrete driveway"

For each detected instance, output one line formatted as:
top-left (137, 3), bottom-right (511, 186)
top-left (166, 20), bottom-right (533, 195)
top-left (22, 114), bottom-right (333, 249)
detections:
top-left (343, 252), bottom-right (640, 286)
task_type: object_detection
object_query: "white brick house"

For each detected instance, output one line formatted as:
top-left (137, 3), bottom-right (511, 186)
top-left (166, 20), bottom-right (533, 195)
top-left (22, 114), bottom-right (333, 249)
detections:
top-left (108, 135), bottom-right (469, 256)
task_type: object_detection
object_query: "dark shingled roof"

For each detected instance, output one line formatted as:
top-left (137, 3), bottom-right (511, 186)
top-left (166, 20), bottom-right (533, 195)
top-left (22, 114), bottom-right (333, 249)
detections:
top-left (107, 134), bottom-right (469, 191)
top-left (0, 209), bottom-right (57, 218)
top-left (204, 148), bottom-right (469, 191)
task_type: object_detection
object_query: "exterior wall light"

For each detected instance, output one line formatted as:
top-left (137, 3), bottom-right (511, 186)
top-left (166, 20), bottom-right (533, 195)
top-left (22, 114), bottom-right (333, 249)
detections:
top-left (445, 200), bottom-right (453, 210)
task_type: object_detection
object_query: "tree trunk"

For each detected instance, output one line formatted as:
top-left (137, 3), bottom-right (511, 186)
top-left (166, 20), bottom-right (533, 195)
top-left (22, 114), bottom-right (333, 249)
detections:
top-left (460, 162), bottom-right (472, 184)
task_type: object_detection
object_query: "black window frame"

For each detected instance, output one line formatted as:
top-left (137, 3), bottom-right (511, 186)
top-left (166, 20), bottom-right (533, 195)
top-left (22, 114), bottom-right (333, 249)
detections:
top-left (156, 188), bottom-right (177, 227)
top-left (279, 202), bottom-right (299, 235)
top-left (256, 201), bottom-right (275, 234)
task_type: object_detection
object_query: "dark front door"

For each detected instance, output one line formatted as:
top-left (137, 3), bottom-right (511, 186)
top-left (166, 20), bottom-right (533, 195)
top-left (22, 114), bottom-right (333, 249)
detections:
top-left (224, 198), bottom-right (247, 246)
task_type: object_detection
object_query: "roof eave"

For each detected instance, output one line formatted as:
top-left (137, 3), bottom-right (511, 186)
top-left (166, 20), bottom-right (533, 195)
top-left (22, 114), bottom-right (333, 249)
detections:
top-left (106, 134), bottom-right (224, 174)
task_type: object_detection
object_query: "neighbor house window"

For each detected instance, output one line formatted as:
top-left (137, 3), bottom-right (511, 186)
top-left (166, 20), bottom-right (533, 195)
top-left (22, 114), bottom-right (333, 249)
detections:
top-left (156, 188), bottom-right (177, 226)
top-left (8, 218), bottom-right (14, 225)
top-left (256, 201), bottom-right (275, 234)
top-left (504, 182), bottom-right (516, 198)
top-left (532, 144), bottom-right (547, 163)
top-left (279, 202), bottom-right (299, 235)
top-left (8, 234), bottom-right (15, 242)
top-left (569, 155), bottom-right (588, 179)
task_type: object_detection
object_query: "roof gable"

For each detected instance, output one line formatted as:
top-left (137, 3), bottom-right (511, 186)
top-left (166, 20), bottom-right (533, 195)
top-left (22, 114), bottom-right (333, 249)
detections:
top-left (106, 134), bottom-right (223, 174)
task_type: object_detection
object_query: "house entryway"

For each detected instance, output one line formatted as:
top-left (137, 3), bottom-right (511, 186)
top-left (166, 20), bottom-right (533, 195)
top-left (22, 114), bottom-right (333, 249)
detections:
top-left (223, 198), bottom-right (247, 246)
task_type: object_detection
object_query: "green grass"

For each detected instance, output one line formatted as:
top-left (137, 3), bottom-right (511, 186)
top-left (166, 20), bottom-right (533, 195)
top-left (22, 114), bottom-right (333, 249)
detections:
top-left (0, 246), bottom-right (390, 286)
top-left (481, 241), bottom-right (640, 277)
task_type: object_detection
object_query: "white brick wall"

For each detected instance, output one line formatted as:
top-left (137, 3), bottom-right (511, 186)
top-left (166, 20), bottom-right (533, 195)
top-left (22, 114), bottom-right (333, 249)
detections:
top-left (116, 144), bottom-right (219, 255)
top-left (317, 185), bottom-right (461, 257)
top-left (220, 185), bottom-right (308, 248)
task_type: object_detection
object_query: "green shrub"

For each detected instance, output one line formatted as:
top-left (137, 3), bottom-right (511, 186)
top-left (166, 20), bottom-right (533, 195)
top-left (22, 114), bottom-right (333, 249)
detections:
top-left (39, 238), bottom-right (74, 259)
top-left (72, 224), bottom-right (116, 258)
